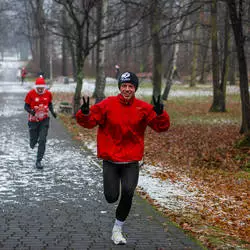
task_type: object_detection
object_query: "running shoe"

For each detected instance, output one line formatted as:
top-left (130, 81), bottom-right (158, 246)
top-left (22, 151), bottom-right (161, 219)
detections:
top-left (111, 225), bottom-right (127, 245)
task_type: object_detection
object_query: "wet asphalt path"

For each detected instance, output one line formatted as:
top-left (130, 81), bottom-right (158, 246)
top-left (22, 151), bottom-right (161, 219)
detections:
top-left (0, 79), bottom-right (204, 249)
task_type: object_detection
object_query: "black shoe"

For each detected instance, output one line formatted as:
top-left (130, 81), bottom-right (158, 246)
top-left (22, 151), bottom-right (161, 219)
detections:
top-left (36, 161), bottom-right (43, 169)
top-left (30, 142), bottom-right (37, 149)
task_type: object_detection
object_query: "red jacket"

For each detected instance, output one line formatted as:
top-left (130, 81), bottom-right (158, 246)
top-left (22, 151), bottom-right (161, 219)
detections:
top-left (24, 89), bottom-right (52, 122)
top-left (76, 94), bottom-right (170, 162)
top-left (21, 69), bottom-right (27, 77)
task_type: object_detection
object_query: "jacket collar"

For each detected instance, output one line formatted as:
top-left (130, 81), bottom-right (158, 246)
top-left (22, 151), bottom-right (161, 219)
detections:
top-left (118, 93), bottom-right (135, 105)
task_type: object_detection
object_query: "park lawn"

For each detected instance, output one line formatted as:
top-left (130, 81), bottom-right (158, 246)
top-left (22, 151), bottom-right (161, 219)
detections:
top-left (53, 91), bottom-right (250, 250)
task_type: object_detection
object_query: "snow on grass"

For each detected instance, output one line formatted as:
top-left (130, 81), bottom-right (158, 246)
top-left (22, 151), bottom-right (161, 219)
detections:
top-left (50, 78), bottom-right (243, 98)
top-left (83, 141), bottom-right (196, 212)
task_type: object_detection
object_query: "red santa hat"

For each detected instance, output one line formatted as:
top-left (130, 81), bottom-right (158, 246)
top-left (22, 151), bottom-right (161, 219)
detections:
top-left (35, 77), bottom-right (46, 88)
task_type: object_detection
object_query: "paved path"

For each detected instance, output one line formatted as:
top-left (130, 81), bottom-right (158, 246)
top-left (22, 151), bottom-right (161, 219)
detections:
top-left (0, 81), bottom-right (204, 249)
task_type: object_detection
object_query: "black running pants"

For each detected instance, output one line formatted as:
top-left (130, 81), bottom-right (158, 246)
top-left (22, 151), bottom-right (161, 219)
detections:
top-left (103, 160), bottom-right (139, 222)
top-left (28, 118), bottom-right (49, 162)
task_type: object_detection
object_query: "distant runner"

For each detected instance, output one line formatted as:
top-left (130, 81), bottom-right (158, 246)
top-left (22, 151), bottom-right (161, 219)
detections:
top-left (16, 68), bottom-right (22, 82)
top-left (21, 67), bottom-right (27, 85)
top-left (76, 71), bottom-right (170, 245)
top-left (24, 77), bottom-right (57, 169)
top-left (115, 64), bottom-right (120, 79)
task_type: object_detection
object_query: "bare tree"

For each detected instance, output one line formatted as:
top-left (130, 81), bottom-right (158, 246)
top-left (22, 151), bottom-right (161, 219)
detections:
top-left (162, 0), bottom-right (190, 100)
top-left (209, 0), bottom-right (227, 112)
top-left (190, 12), bottom-right (200, 87)
top-left (228, 41), bottom-right (236, 85)
top-left (150, 0), bottom-right (163, 100)
top-left (219, 4), bottom-right (230, 111)
top-left (198, 3), bottom-right (210, 85)
top-left (0, 0), bottom-right (23, 59)
top-left (50, 0), bottom-right (146, 114)
top-left (53, 0), bottom-right (99, 114)
top-left (227, 0), bottom-right (250, 137)
top-left (93, 0), bottom-right (108, 102)
top-left (26, 0), bottom-right (49, 74)
top-left (61, 8), bottom-right (68, 77)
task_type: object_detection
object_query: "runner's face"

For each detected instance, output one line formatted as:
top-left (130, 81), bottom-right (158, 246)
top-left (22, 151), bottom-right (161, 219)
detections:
top-left (120, 83), bottom-right (135, 100)
top-left (37, 87), bottom-right (45, 94)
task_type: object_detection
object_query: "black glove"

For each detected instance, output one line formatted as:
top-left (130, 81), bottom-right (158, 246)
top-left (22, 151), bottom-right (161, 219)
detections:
top-left (153, 95), bottom-right (164, 116)
top-left (30, 110), bottom-right (36, 116)
top-left (81, 96), bottom-right (90, 115)
top-left (24, 103), bottom-right (36, 116)
top-left (48, 103), bottom-right (57, 118)
top-left (51, 112), bottom-right (57, 119)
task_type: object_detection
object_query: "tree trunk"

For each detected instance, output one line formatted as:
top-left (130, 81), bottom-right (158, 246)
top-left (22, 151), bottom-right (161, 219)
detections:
top-left (199, 39), bottom-right (209, 85)
top-left (150, 0), bottom-right (162, 100)
top-left (93, 0), bottom-right (108, 102)
top-left (61, 36), bottom-right (67, 76)
top-left (140, 17), bottom-right (149, 72)
top-left (39, 32), bottom-right (47, 74)
top-left (227, 0), bottom-right (250, 135)
top-left (190, 22), bottom-right (199, 87)
top-left (61, 9), bottom-right (67, 76)
top-left (68, 40), bottom-right (77, 82)
top-left (219, 6), bottom-right (230, 112)
top-left (228, 45), bottom-right (236, 85)
top-left (73, 55), bottom-right (84, 115)
top-left (199, 4), bottom-right (210, 85)
top-left (37, 0), bottom-right (48, 75)
top-left (73, 34), bottom-right (85, 115)
top-left (162, 0), bottom-right (189, 100)
top-left (162, 43), bottom-right (179, 100)
top-left (124, 4), bottom-right (130, 69)
top-left (209, 0), bottom-right (224, 112)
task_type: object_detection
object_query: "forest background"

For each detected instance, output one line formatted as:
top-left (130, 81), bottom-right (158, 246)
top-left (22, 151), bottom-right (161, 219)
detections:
top-left (0, 0), bottom-right (249, 249)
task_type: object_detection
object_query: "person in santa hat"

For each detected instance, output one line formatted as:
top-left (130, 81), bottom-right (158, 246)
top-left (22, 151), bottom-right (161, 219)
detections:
top-left (24, 77), bottom-right (57, 169)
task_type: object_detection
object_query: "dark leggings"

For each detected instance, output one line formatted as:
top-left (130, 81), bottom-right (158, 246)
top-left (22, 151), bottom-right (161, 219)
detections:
top-left (103, 160), bottom-right (139, 222)
top-left (28, 118), bottom-right (49, 162)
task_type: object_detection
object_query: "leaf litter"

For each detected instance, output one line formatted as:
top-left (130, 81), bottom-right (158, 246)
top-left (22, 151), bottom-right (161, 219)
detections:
top-left (53, 90), bottom-right (249, 250)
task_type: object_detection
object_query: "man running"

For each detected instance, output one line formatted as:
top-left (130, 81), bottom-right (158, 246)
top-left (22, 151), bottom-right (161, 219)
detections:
top-left (24, 77), bottom-right (57, 169)
top-left (76, 71), bottom-right (170, 245)
top-left (21, 67), bottom-right (27, 85)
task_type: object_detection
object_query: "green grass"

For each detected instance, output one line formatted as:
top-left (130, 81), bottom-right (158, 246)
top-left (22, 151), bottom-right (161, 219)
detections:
top-left (173, 116), bottom-right (240, 126)
top-left (25, 77), bottom-right (37, 82)
top-left (168, 95), bottom-right (211, 103)
top-left (138, 90), bottom-right (241, 126)
top-left (235, 170), bottom-right (250, 179)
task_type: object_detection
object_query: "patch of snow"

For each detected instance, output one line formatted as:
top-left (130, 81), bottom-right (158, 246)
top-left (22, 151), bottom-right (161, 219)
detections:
top-left (49, 80), bottom-right (245, 98)
top-left (0, 73), bottom-right (245, 98)
top-left (0, 60), bottom-right (27, 69)
top-left (82, 140), bottom-right (196, 212)
top-left (0, 81), bottom-right (31, 93)
top-left (138, 174), bottom-right (195, 211)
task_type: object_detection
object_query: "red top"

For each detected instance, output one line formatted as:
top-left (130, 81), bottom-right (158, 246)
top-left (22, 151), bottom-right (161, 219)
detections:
top-left (76, 94), bottom-right (170, 162)
top-left (24, 89), bottom-right (52, 122)
top-left (21, 69), bottom-right (27, 77)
